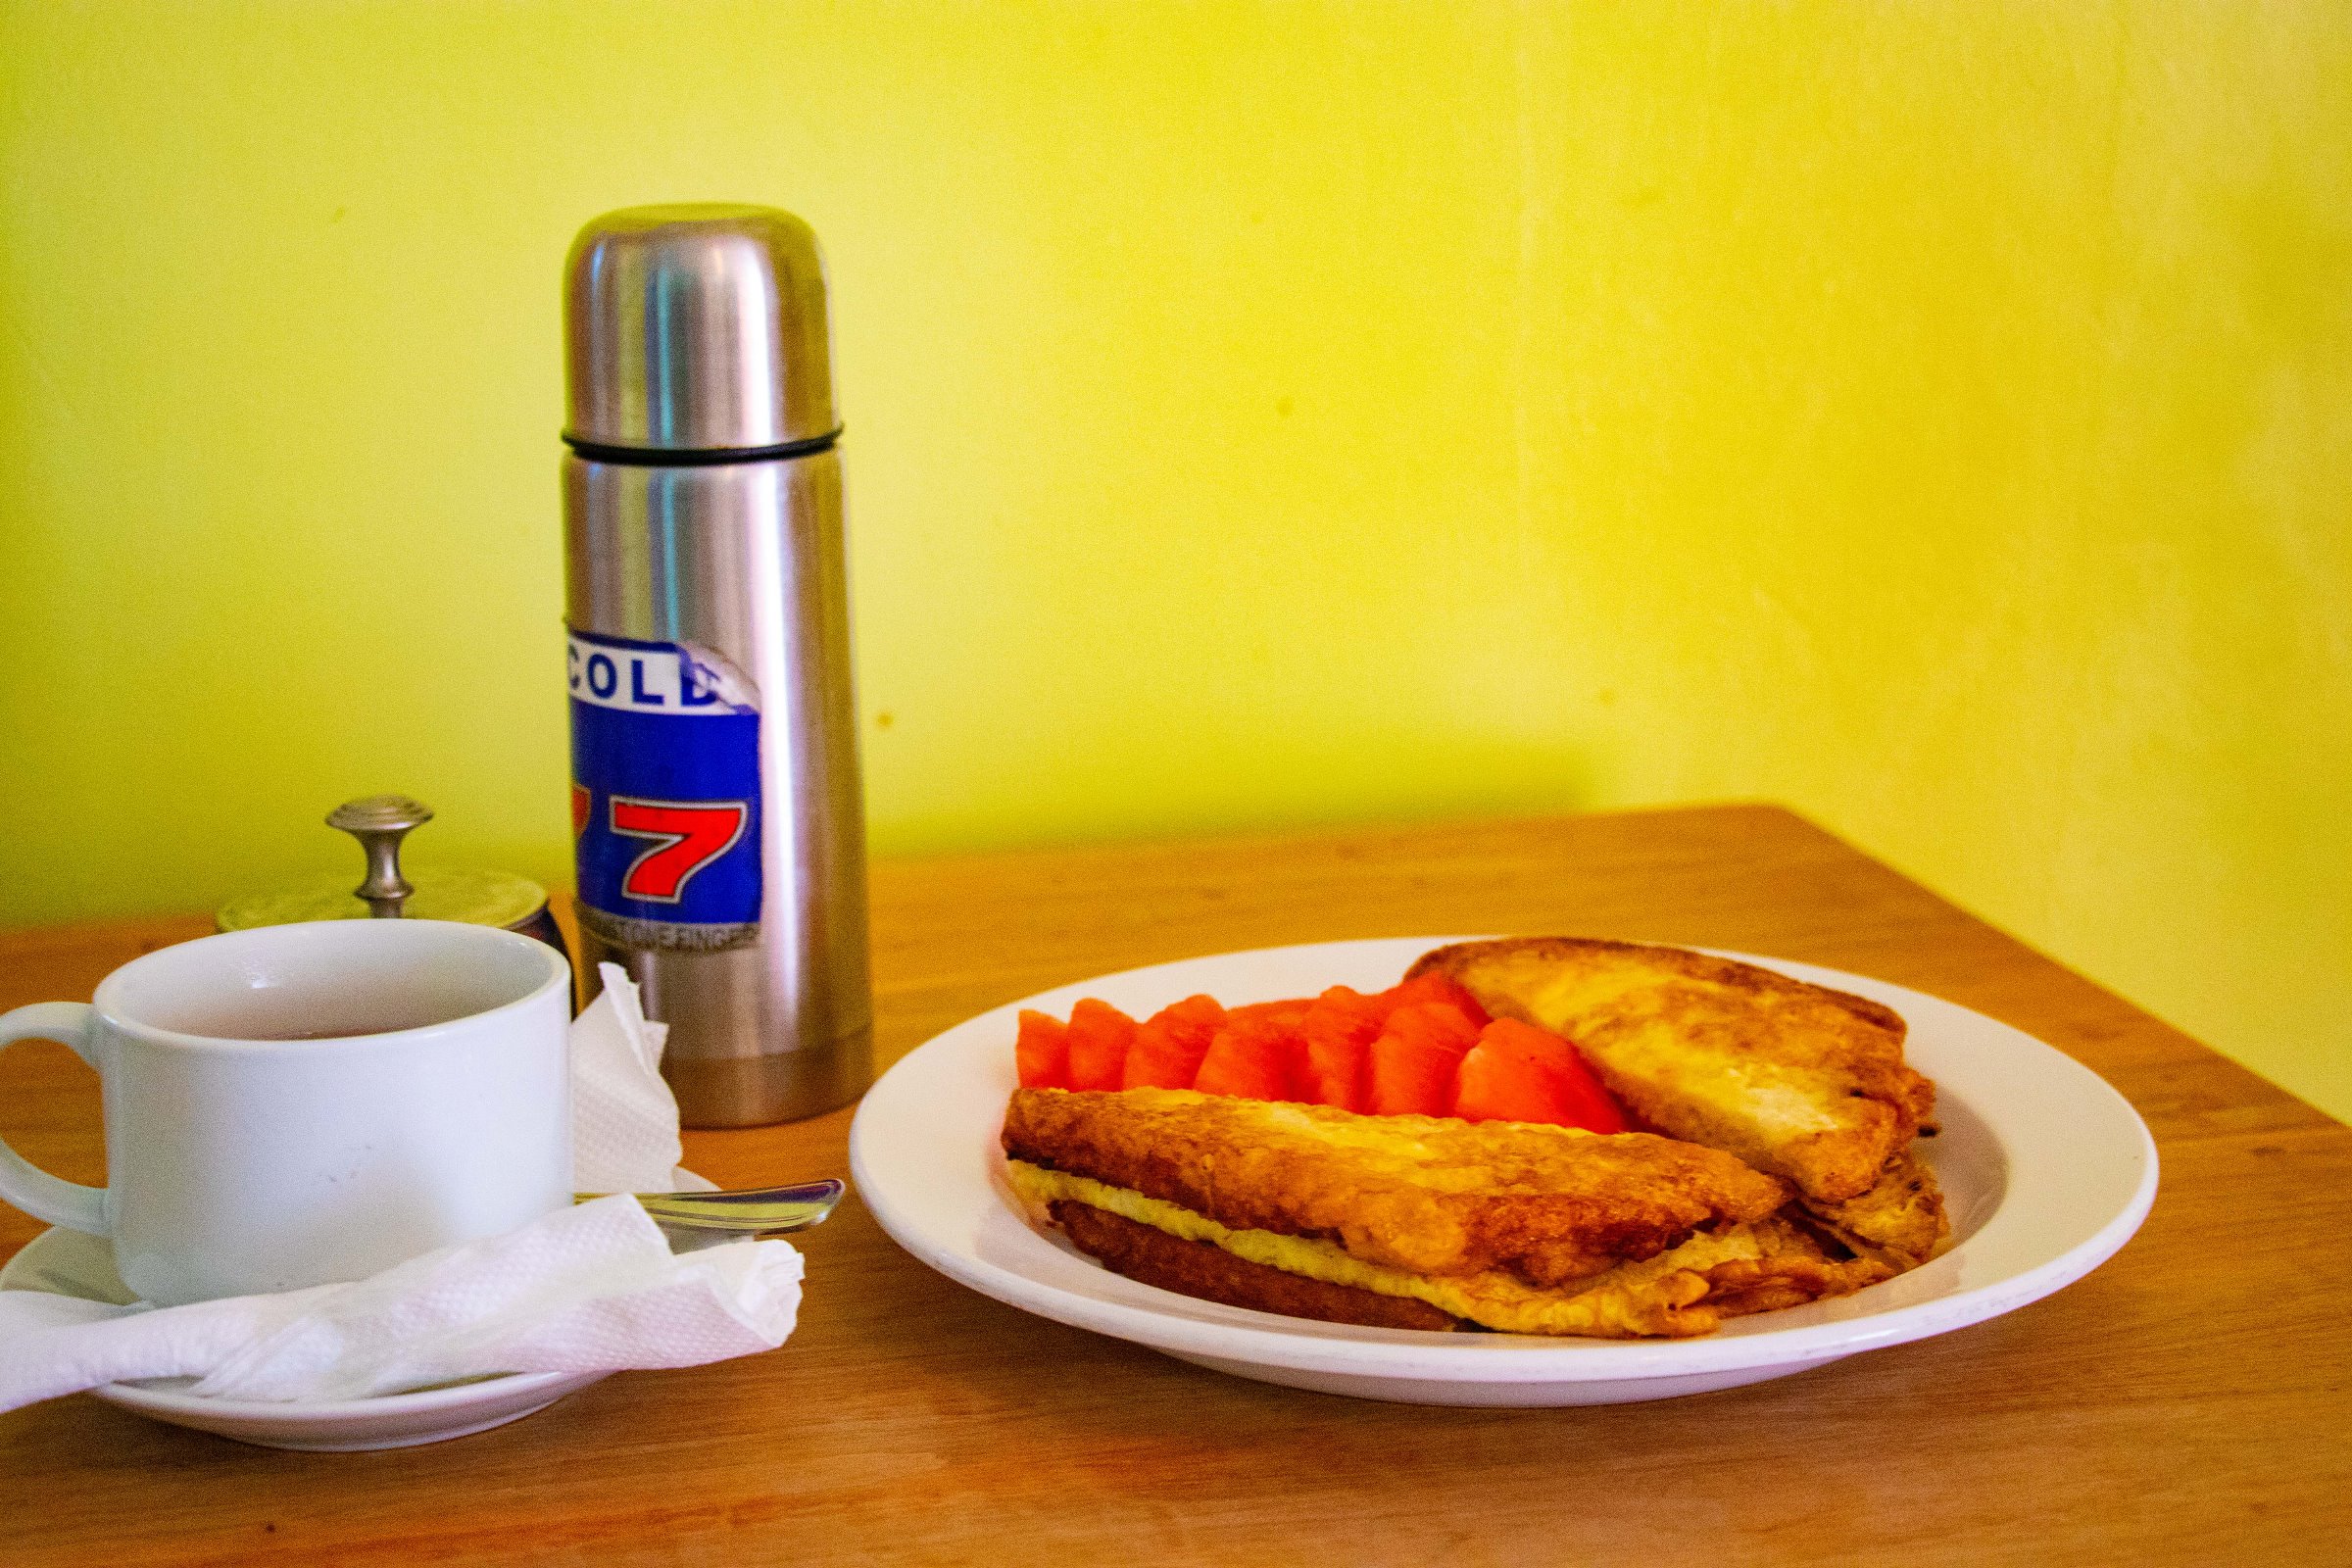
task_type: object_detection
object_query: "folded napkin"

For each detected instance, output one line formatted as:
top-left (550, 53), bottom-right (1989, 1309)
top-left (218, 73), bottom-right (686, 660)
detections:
top-left (572, 961), bottom-right (691, 1194)
top-left (0, 1198), bottom-right (801, 1408)
top-left (0, 964), bottom-right (801, 1412)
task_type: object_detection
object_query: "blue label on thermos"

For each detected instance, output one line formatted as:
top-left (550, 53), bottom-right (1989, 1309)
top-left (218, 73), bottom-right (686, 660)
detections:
top-left (568, 628), bottom-right (762, 952)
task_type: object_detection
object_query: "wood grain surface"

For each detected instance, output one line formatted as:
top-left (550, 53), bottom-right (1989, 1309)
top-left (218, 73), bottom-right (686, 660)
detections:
top-left (0, 804), bottom-right (2344, 1565)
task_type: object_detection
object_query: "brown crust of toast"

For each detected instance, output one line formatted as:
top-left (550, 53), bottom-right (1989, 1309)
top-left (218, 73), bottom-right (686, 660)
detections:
top-left (1797, 1149), bottom-right (1950, 1268)
top-left (1051, 1200), bottom-right (1465, 1332)
top-left (1701, 1218), bottom-right (1897, 1318)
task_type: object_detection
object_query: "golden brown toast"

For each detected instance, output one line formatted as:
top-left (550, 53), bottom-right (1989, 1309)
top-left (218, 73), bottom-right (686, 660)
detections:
top-left (1409, 937), bottom-right (1935, 1203)
top-left (1797, 1149), bottom-right (1949, 1268)
top-left (1015, 1165), bottom-right (1891, 1338)
top-left (1003, 1086), bottom-right (1788, 1287)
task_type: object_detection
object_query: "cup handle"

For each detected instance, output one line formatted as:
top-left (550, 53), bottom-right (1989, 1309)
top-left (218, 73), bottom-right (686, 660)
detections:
top-left (0, 1003), bottom-right (110, 1235)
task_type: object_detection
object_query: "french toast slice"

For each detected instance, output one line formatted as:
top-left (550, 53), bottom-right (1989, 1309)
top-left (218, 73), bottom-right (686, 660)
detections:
top-left (1003, 1087), bottom-right (1788, 1288)
top-left (1409, 938), bottom-right (1936, 1203)
top-left (1012, 1166), bottom-right (1890, 1338)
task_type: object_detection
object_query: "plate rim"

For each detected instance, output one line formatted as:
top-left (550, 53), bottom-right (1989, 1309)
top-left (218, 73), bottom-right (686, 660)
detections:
top-left (850, 935), bottom-right (2160, 1386)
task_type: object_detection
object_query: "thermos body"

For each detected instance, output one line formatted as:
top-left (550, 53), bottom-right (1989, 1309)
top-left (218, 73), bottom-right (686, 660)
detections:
top-left (564, 450), bottom-right (870, 1125)
top-left (561, 203), bottom-right (872, 1126)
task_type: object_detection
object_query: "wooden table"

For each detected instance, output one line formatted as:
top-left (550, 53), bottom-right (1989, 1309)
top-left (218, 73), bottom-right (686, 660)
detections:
top-left (1, 805), bottom-right (2345, 1564)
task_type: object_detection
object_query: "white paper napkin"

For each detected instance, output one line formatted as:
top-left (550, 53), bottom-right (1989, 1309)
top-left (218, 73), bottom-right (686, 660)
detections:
top-left (0, 1198), bottom-right (801, 1409)
top-left (571, 962), bottom-right (691, 1195)
top-left (0, 962), bottom-right (800, 1412)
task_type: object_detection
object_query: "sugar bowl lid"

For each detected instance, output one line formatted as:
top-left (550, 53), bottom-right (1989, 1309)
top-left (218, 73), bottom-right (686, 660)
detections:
top-left (217, 795), bottom-right (552, 933)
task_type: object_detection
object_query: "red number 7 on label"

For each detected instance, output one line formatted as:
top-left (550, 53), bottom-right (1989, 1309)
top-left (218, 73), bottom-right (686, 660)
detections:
top-left (610, 799), bottom-right (749, 903)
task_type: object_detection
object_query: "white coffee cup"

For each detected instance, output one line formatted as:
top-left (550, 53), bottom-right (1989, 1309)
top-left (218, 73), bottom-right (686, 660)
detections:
top-left (0, 919), bottom-right (572, 1306)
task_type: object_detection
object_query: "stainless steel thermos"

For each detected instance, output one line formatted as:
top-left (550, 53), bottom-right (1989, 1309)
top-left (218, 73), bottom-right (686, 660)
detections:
top-left (561, 204), bottom-right (871, 1127)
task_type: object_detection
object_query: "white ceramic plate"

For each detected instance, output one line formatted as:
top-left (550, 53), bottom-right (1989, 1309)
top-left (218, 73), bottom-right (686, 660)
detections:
top-left (0, 1167), bottom-right (722, 1450)
top-left (850, 937), bottom-right (2158, 1406)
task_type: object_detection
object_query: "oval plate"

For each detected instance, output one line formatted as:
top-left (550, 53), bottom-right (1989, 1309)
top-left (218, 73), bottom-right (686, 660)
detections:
top-left (850, 937), bottom-right (2157, 1406)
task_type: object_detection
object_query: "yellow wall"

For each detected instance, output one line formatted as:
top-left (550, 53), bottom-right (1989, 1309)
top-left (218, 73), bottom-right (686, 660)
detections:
top-left (2, 4), bottom-right (2346, 1115)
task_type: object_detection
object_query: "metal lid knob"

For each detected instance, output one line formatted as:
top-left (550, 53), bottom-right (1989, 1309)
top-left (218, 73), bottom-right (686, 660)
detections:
top-left (562, 203), bottom-right (838, 455)
top-left (217, 798), bottom-right (556, 938)
top-left (325, 795), bottom-right (433, 918)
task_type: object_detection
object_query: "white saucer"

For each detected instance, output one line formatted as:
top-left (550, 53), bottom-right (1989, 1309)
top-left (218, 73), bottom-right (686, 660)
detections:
top-left (0, 1226), bottom-right (606, 1450)
top-left (850, 937), bottom-right (2159, 1407)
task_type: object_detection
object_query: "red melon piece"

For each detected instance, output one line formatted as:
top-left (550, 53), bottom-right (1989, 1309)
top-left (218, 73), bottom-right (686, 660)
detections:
top-left (1193, 1009), bottom-right (1306, 1102)
top-left (1375, 972), bottom-right (1492, 1029)
top-left (1298, 986), bottom-right (1386, 1111)
top-left (1064, 998), bottom-right (1138, 1092)
top-left (1014, 1009), bottom-right (1070, 1090)
top-left (1225, 999), bottom-right (1313, 1028)
top-left (1453, 1018), bottom-right (1627, 1133)
top-left (1366, 1002), bottom-right (1483, 1116)
top-left (1123, 994), bottom-right (1227, 1090)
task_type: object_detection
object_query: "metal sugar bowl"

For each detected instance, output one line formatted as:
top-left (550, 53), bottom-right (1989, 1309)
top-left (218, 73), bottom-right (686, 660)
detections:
top-left (218, 795), bottom-right (572, 982)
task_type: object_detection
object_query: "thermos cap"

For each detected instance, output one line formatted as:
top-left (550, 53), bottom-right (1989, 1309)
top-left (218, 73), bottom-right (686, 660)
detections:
top-left (564, 203), bottom-right (838, 455)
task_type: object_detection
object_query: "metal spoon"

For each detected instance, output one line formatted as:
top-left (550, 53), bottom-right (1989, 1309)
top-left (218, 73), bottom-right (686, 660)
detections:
top-left (577, 1178), bottom-right (846, 1242)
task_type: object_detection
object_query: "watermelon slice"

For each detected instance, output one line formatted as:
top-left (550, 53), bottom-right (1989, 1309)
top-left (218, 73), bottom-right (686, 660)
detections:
top-left (1064, 998), bottom-right (1138, 1092)
top-left (1014, 1009), bottom-right (1071, 1090)
top-left (1311, 984), bottom-right (1387, 1023)
top-left (1014, 973), bottom-right (1613, 1133)
top-left (1366, 1002), bottom-right (1483, 1115)
top-left (1298, 986), bottom-right (1385, 1110)
top-left (1453, 1018), bottom-right (1627, 1132)
top-left (1123, 994), bottom-right (1227, 1090)
top-left (1193, 1009), bottom-right (1305, 1102)
top-left (1225, 999), bottom-right (1313, 1028)
top-left (1375, 972), bottom-right (1492, 1028)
